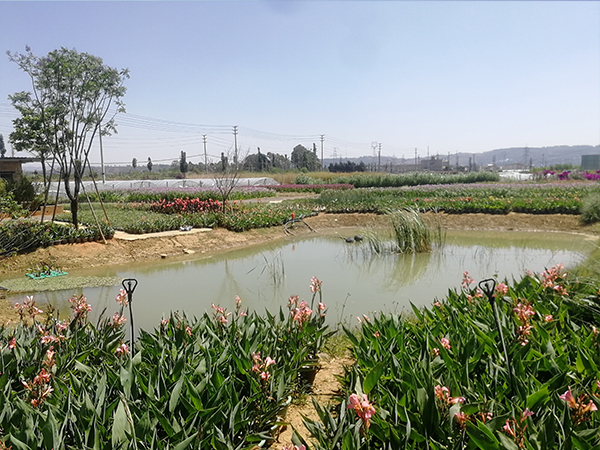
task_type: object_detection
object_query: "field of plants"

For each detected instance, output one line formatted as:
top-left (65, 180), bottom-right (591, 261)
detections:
top-left (0, 278), bottom-right (333, 449)
top-left (2, 175), bottom-right (600, 448)
top-left (297, 266), bottom-right (600, 449)
top-left (2, 264), bottom-right (600, 449)
top-left (311, 182), bottom-right (600, 215)
top-left (3, 177), bottom-right (600, 256)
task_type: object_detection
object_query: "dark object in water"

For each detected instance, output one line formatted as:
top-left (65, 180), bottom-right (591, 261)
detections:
top-left (354, 235), bottom-right (364, 241)
top-left (340, 236), bottom-right (355, 243)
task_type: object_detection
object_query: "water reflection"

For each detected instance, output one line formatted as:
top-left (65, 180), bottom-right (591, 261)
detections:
top-left (6, 230), bottom-right (592, 330)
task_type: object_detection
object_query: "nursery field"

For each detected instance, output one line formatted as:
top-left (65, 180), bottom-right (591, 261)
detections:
top-left (2, 179), bottom-right (600, 449)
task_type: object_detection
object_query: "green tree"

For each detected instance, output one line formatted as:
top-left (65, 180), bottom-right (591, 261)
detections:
top-left (132, 157), bottom-right (137, 169)
top-left (147, 157), bottom-right (153, 172)
top-left (0, 133), bottom-right (6, 157)
top-left (7, 46), bottom-right (129, 227)
top-left (291, 144), bottom-right (320, 171)
top-left (179, 151), bottom-right (188, 178)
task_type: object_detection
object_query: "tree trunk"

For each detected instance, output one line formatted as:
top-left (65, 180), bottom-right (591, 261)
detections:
top-left (70, 198), bottom-right (78, 229)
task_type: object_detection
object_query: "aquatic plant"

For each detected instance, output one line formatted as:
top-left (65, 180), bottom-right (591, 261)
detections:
top-left (361, 208), bottom-right (445, 254)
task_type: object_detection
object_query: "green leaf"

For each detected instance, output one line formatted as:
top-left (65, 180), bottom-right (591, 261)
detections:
top-left (120, 363), bottom-right (132, 398)
top-left (7, 434), bottom-right (32, 450)
top-left (169, 374), bottom-right (185, 413)
top-left (363, 361), bottom-right (386, 394)
top-left (465, 420), bottom-right (499, 450)
top-left (526, 385), bottom-right (549, 410)
top-left (111, 399), bottom-right (129, 449)
top-left (497, 430), bottom-right (520, 450)
top-left (41, 407), bottom-right (60, 450)
top-left (173, 433), bottom-right (198, 450)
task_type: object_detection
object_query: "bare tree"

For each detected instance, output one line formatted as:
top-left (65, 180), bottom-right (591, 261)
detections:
top-left (213, 148), bottom-right (247, 212)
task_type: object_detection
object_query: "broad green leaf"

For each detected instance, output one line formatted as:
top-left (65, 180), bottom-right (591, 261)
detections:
top-left (526, 385), bottom-right (549, 410)
top-left (7, 434), bottom-right (32, 450)
top-left (497, 431), bottom-right (520, 450)
top-left (169, 374), bottom-right (185, 413)
top-left (120, 363), bottom-right (132, 398)
top-left (40, 407), bottom-right (59, 450)
top-left (465, 421), bottom-right (499, 450)
top-left (173, 433), bottom-right (198, 450)
top-left (363, 361), bottom-right (386, 394)
top-left (111, 399), bottom-right (129, 449)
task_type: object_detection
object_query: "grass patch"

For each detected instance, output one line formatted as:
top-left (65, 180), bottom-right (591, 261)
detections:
top-left (0, 275), bottom-right (122, 293)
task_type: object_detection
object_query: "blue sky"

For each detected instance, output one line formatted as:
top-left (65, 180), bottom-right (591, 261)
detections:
top-left (0, 1), bottom-right (598, 166)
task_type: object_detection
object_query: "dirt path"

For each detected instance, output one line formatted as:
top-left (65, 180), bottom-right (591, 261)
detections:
top-left (275, 353), bottom-right (355, 449)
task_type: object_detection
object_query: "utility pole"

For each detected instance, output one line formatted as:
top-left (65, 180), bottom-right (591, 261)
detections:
top-left (371, 142), bottom-right (378, 172)
top-left (414, 148), bottom-right (418, 171)
top-left (203, 134), bottom-right (208, 173)
top-left (320, 134), bottom-right (325, 170)
top-left (378, 143), bottom-right (382, 172)
top-left (233, 126), bottom-right (238, 168)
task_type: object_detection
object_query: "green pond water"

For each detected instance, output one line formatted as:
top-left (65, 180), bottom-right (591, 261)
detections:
top-left (3, 230), bottom-right (594, 330)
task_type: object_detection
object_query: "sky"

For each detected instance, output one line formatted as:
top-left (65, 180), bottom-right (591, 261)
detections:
top-left (0, 1), bottom-right (599, 166)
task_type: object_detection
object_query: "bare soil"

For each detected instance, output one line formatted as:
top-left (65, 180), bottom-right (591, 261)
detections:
top-left (0, 211), bottom-right (596, 448)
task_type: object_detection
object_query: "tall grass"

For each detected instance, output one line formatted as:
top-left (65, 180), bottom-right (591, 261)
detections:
top-left (363, 208), bottom-right (445, 254)
top-left (581, 193), bottom-right (600, 224)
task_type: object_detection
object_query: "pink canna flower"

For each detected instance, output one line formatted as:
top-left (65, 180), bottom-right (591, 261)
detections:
top-left (115, 289), bottom-right (128, 306)
top-left (560, 387), bottom-right (578, 408)
top-left (348, 393), bottom-right (376, 428)
top-left (112, 312), bottom-right (127, 326)
top-left (495, 283), bottom-right (509, 296)
top-left (8, 337), bottom-right (16, 350)
top-left (41, 335), bottom-right (58, 344)
top-left (503, 420), bottom-right (516, 438)
top-left (440, 338), bottom-right (451, 350)
top-left (43, 348), bottom-right (56, 368)
top-left (461, 271), bottom-right (474, 288)
top-left (115, 343), bottom-right (130, 357)
top-left (521, 408), bottom-right (534, 421)
top-left (310, 276), bottom-right (322, 293)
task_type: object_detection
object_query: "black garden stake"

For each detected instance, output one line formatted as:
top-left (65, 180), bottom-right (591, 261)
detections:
top-left (122, 278), bottom-right (138, 355)
top-left (478, 278), bottom-right (516, 394)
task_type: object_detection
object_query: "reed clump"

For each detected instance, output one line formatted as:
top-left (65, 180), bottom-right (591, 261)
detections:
top-left (363, 208), bottom-right (445, 254)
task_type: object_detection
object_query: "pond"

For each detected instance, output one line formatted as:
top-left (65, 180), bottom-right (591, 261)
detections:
top-left (4, 230), bottom-right (593, 330)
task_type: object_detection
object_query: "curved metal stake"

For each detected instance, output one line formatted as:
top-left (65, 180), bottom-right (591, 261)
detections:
top-left (478, 278), bottom-right (516, 394)
top-left (122, 278), bottom-right (138, 356)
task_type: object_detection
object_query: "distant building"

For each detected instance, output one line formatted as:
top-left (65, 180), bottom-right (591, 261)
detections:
top-left (581, 155), bottom-right (600, 171)
top-left (0, 157), bottom-right (40, 183)
top-left (420, 156), bottom-right (445, 171)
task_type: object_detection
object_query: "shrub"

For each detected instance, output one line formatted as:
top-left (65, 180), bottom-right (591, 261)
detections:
top-left (581, 193), bottom-right (600, 224)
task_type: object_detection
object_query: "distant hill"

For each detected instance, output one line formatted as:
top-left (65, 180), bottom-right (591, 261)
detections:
top-left (324, 145), bottom-right (600, 169)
